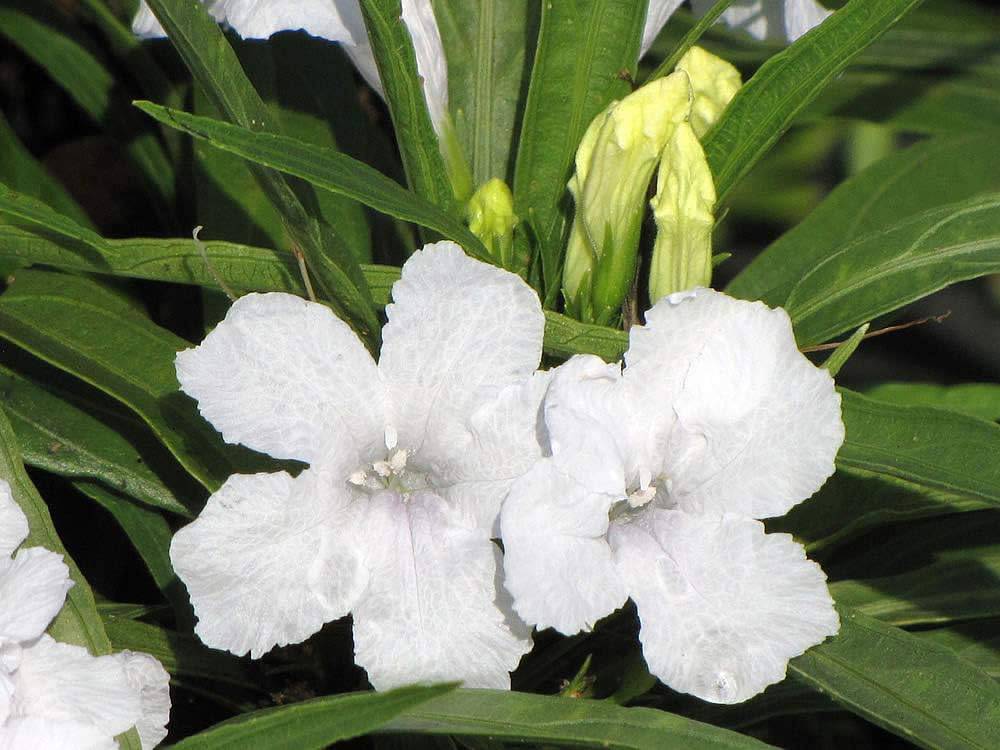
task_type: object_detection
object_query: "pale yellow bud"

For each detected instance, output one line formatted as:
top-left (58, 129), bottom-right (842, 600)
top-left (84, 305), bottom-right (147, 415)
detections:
top-left (466, 178), bottom-right (517, 269)
top-left (675, 46), bottom-right (742, 138)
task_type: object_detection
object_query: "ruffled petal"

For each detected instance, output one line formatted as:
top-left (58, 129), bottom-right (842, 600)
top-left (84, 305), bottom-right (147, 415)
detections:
top-left (380, 242), bottom-right (544, 473)
top-left (501, 460), bottom-right (627, 635)
top-left (0, 481), bottom-right (28, 559)
top-left (352, 491), bottom-right (530, 689)
top-left (11, 635), bottom-right (139, 738)
top-left (433, 371), bottom-right (551, 535)
top-left (641, 0), bottom-right (686, 56)
top-left (0, 717), bottom-right (117, 750)
top-left (133, 0), bottom-right (368, 43)
top-left (116, 651), bottom-right (171, 749)
top-left (610, 509), bottom-right (838, 704)
top-left (626, 289), bottom-right (843, 518)
top-left (170, 469), bottom-right (367, 659)
top-left (0, 548), bottom-right (72, 644)
top-left (175, 292), bottom-right (386, 466)
top-left (690, 0), bottom-right (830, 42)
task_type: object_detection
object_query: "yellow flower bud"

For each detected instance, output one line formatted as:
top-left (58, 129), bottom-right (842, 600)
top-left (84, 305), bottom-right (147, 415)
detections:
top-left (467, 178), bottom-right (518, 269)
top-left (563, 73), bottom-right (693, 325)
top-left (675, 46), bottom-right (742, 138)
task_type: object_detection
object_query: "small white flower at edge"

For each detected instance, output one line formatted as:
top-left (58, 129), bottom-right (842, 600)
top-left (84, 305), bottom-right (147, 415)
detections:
top-left (131, 0), bottom-right (449, 136)
top-left (0, 481), bottom-right (170, 749)
top-left (500, 288), bottom-right (845, 704)
top-left (170, 241), bottom-right (546, 689)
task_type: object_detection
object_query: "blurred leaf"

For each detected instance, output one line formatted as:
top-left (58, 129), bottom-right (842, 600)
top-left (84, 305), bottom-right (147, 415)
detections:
top-left (729, 134), bottom-right (1000, 304)
top-left (142, 0), bottom-right (379, 341)
top-left (704, 0), bottom-right (925, 204)
top-left (431, 0), bottom-right (537, 185)
top-left (837, 389), bottom-right (1000, 507)
top-left (75, 480), bottom-right (192, 628)
top-left (0, 360), bottom-right (193, 516)
top-left (0, 407), bottom-right (142, 749)
top-left (360, 0), bottom-right (456, 210)
top-left (0, 1), bottom-right (173, 213)
top-left (380, 689), bottom-right (774, 748)
top-left (784, 192), bottom-right (1000, 346)
top-left (512, 0), bottom-right (647, 300)
top-left (865, 383), bottom-right (1000, 422)
top-left (790, 607), bottom-right (1000, 750)
top-left (135, 102), bottom-right (489, 260)
top-left (172, 684), bottom-right (458, 750)
top-left (0, 269), bottom-right (268, 492)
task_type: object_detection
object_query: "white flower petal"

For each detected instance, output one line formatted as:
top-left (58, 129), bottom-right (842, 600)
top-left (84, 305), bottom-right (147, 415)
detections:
top-left (0, 548), bottom-right (72, 644)
top-left (0, 717), bottom-right (117, 750)
top-left (501, 460), bottom-right (627, 635)
top-left (610, 509), bottom-right (838, 704)
top-left (175, 292), bottom-right (386, 466)
top-left (116, 651), bottom-right (171, 750)
top-left (380, 242), bottom-right (544, 473)
top-left (690, 0), bottom-right (830, 42)
top-left (400, 0), bottom-right (449, 132)
top-left (12, 635), bottom-right (139, 738)
top-left (626, 289), bottom-right (843, 518)
top-left (170, 470), bottom-right (367, 659)
top-left (0, 481), bottom-right (28, 559)
top-left (641, 0), bottom-right (686, 57)
top-left (434, 370), bottom-right (551, 535)
top-left (352, 491), bottom-right (531, 689)
top-left (133, 0), bottom-right (367, 44)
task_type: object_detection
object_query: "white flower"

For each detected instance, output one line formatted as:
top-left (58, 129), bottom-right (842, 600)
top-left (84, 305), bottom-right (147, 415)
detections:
top-left (500, 289), bottom-right (844, 704)
top-left (132, 0), bottom-right (449, 135)
top-left (0, 481), bottom-right (171, 748)
top-left (170, 241), bottom-right (545, 689)
top-left (643, 0), bottom-right (832, 55)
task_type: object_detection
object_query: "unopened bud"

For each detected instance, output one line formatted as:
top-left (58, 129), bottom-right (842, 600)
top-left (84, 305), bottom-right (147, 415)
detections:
top-left (675, 47), bottom-right (742, 138)
top-left (467, 178), bottom-right (517, 269)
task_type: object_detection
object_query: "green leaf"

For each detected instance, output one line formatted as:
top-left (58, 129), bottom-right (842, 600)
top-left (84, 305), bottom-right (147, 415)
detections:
top-left (830, 549), bottom-right (1000, 626)
top-left (837, 389), bottom-right (1000, 507)
top-left (431, 0), bottom-right (537, 185)
top-left (0, 1), bottom-right (173, 212)
top-left (920, 621), bottom-right (1000, 680)
top-left (380, 689), bottom-right (774, 749)
top-left (75, 480), bottom-right (192, 628)
top-left (359, 0), bottom-right (457, 209)
top-left (865, 382), bottom-right (1000, 423)
top-left (0, 360), bottom-right (194, 516)
top-left (729, 134), bottom-right (1000, 305)
top-left (171, 684), bottom-right (458, 750)
top-left (512, 0), bottom-right (648, 300)
top-left (784, 193), bottom-right (1000, 346)
top-left (0, 269), bottom-right (268, 492)
top-left (102, 614), bottom-right (260, 692)
top-left (135, 101), bottom-right (489, 260)
top-left (0, 406), bottom-right (142, 750)
top-left (645, 0), bottom-right (735, 82)
top-left (141, 0), bottom-right (379, 341)
top-left (703, 0), bottom-right (925, 203)
top-left (0, 182), bottom-right (109, 251)
top-left (790, 607), bottom-right (1000, 750)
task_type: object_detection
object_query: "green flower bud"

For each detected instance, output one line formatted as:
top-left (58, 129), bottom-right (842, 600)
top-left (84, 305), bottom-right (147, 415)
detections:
top-left (562, 73), bottom-right (692, 325)
top-left (467, 178), bottom-right (518, 270)
top-left (675, 46), bottom-right (742, 138)
top-left (648, 121), bottom-right (716, 304)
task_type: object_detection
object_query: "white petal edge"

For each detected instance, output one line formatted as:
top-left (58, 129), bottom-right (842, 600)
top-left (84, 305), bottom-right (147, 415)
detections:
top-left (0, 480), bottom-right (28, 560)
top-left (380, 242), bottom-right (544, 474)
top-left (170, 470), bottom-right (367, 659)
top-left (116, 651), bottom-right (171, 750)
top-left (690, 0), bottom-right (830, 42)
top-left (626, 289), bottom-right (844, 518)
top-left (501, 460), bottom-right (628, 635)
top-left (641, 0), bottom-right (686, 57)
top-left (175, 291), bottom-right (386, 467)
top-left (352, 491), bottom-right (531, 689)
top-left (0, 548), bottom-right (72, 644)
top-left (11, 635), bottom-right (139, 738)
top-left (610, 509), bottom-right (839, 704)
top-left (0, 717), bottom-right (118, 750)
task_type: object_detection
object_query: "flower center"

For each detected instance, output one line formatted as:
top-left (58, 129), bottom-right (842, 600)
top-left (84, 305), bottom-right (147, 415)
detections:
top-left (611, 468), bottom-right (672, 520)
top-left (346, 427), bottom-right (430, 497)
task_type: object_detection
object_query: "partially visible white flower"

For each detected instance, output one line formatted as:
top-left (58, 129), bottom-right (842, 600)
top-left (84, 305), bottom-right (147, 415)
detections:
top-left (0, 481), bottom-right (171, 748)
top-left (132, 0), bottom-right (449, 135)
top-left (170, 241), bottom-right (545, 689)
top-left (500, 289), bottom-right (844, 704)
top-left (642, 0), bottom-right (832, 55)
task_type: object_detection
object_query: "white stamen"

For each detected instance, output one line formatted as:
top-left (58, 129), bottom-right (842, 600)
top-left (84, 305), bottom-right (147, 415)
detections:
top-left (348, 470), bottom-right (368, 486)
top-left (385, 425), bottom-right (398, 451)
top-left (627, 485), bottom-right (656, 509)
top-left (639, 467), bottom-right (652, 490)
top-left (373, 460), bottom-right (392, 478)
top-left (389, 448), bottom-right (408, 472)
